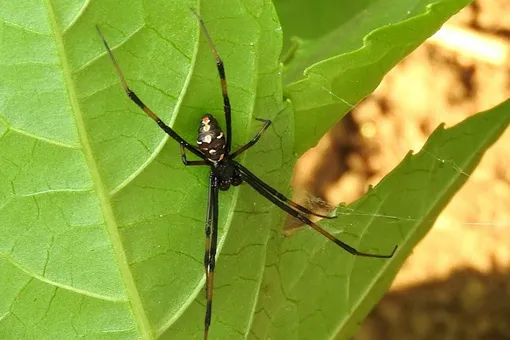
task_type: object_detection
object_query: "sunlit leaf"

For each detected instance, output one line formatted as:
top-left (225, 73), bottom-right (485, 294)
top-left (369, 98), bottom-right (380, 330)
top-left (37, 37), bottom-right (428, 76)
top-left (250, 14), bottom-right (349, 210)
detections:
top-left (274, 0), bottom-right (473, 153)
top-left (2, 1), bottom-right (507, 340)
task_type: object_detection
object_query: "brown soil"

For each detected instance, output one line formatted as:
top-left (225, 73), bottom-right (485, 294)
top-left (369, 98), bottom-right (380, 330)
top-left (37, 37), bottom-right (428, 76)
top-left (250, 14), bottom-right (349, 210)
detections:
top-left (293, 2), bottom-right (510, 339)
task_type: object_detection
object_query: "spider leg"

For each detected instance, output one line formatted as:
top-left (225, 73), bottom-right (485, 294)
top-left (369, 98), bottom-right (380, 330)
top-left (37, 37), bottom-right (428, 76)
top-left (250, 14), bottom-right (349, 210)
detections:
top-left (230, 118), bottom-right (272, 158)
top-left (231, 119), bottom-right (334, 219)
top-left (238, 167), bottom-right (397, 258)
top-left (180, 145), bottom-right (209, 166)
top-left (190, 8), bottom-right (233, 154)
top-left (235, 162), bottom-right (336, 219)
top-left (203, 173), bottom-right (219, 340)
top-left (96, 26), bottom-right (205, 160)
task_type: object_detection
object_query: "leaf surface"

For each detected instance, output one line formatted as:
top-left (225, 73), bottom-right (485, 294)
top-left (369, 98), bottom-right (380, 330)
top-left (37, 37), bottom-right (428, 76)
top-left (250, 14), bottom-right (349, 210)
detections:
top-left (0, 0), bottom-right (284, 339)
top-left (1, 1), bottom-right (507, 340)
top-left (274, 0), bottom-right (473, 153)
top-left (249, 100), bottom-right (510, 340)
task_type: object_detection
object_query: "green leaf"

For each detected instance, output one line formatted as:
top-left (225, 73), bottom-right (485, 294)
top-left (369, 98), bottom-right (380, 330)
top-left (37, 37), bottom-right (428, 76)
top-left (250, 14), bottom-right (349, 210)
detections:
top-left (1, 1), bottom-right (508, 340)
top-left (274, 0), bottom-right (473, 153)
top-left (1, 0), bottom-right (285, 339)
top-left (249, 100), bottom-right (510, 340)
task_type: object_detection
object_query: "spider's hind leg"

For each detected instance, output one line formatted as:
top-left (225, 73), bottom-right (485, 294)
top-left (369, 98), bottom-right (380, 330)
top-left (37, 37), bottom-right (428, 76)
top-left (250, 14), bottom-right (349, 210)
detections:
top-left (190, 8), bottom-right (233, 154)
top-left (96, 26), bottom-right (205, 160)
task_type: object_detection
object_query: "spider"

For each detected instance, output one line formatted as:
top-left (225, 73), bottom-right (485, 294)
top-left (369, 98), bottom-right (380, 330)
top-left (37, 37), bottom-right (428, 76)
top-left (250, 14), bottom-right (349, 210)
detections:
top-left (97, 9), bottom-right (397, 340)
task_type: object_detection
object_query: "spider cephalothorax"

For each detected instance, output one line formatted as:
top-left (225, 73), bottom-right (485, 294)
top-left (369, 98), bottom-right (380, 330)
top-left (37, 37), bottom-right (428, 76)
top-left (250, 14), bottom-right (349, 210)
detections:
top-left (212, 158), bottom-right (242, 191)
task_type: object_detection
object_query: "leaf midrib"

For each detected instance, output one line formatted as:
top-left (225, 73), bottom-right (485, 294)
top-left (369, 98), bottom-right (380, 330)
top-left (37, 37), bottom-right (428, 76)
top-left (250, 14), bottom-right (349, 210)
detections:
top-left (43, 1), bottom-right (152, 338)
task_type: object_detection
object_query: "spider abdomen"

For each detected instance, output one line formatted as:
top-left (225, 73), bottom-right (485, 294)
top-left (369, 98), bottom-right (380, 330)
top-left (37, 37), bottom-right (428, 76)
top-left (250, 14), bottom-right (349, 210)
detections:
top-left (197, 114), bottom-right (225, 161)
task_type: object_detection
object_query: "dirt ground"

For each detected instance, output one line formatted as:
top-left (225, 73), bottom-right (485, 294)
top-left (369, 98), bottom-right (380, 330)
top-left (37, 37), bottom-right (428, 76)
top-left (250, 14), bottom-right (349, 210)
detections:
top-left (293, 2), bottom-right (510, 339)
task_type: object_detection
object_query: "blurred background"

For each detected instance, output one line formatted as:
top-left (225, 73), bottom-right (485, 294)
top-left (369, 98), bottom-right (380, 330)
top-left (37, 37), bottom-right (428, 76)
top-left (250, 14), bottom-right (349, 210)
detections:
top-left (292, 1), bottom-right (510, 339)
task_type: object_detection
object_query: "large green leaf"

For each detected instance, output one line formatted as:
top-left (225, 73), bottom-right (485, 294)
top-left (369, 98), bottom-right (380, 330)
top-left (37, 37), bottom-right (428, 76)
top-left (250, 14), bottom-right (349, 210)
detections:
top-left (274, 0), bottom-right (473, 153)
top-left (249, 100), bottom-right (510, 339)
top-left (1, 1), bottom-right (508, 340)
top-left (0, 0), bottom-right (285, 339)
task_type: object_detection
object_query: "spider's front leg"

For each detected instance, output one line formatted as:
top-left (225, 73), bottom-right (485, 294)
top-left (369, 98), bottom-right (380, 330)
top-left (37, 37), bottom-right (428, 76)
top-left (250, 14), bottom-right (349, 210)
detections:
top-left (203, 173), bottom-right (220, 340)
top-left (231, 118), bottom-right (336, 219)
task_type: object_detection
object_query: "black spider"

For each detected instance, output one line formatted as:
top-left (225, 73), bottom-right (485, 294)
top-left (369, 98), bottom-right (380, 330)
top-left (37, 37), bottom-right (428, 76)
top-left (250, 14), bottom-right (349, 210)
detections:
top-left (97, 9), bottom-right (397, 340)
